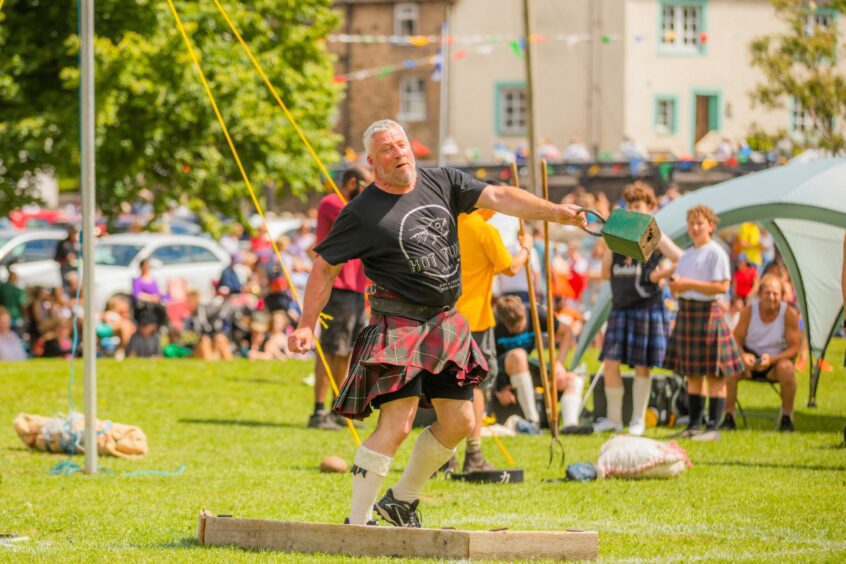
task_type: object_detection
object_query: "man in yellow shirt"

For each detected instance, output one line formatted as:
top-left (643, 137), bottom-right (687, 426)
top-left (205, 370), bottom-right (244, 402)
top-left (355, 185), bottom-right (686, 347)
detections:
top-left (455, 208), bottom-right (532, 472)
top-left (736, 222), bottom-right (762, 267)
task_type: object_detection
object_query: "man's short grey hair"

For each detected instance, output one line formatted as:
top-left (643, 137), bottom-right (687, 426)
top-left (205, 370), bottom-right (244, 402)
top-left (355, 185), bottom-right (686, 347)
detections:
top-left (362, 119), bottom-right (406, 154)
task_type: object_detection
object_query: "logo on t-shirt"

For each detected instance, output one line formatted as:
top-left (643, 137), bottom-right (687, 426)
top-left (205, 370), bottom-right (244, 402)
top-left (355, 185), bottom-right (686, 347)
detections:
top-left (399, 204), bottom-right (459, 283)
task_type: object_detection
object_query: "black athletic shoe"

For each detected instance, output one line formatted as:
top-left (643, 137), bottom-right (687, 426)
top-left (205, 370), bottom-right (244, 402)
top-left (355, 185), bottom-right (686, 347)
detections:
top-left (374, 488), bottom-right (422, 528)
top-left (779, 415), bottom-right (795, 432)
top-left (344, 517), bottom-right (378, 526)
top-left (720, 413), bottom-right (737, 430)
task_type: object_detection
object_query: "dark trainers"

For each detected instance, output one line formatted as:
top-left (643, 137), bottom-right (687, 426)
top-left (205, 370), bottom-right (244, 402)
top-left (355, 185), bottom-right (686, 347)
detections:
top-left (374, 488), bottom-right (422, 528)
top-left (307, 410), bottom-right (342, 430)
top-left (332, 412), bottom-right (365, 429)
top-left (344, 517), bottom-right (378, 526)
top-left (720, 413), bottom-right (737, 430)
top-left (462, 449), bottom-right (495, 473)
top-left (439, 453), bottom-right (459, 473)
top-left (779, 415), bottom-right (795, 432)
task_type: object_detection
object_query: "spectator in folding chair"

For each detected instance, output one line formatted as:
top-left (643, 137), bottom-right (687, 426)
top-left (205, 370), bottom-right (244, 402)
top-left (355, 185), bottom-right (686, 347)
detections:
top-left (723, 274), bottom-right (801, 431)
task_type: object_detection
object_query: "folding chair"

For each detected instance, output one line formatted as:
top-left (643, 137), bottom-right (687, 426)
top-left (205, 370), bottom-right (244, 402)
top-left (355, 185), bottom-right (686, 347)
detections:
top-left (735, 375), bottom-right (783, 429)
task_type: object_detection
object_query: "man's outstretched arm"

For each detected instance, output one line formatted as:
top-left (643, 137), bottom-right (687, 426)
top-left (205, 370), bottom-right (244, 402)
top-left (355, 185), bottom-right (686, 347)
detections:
top-left (476, 184), bottom-right (587, 228)
top-left (288, 255), bottom-right (344, 353)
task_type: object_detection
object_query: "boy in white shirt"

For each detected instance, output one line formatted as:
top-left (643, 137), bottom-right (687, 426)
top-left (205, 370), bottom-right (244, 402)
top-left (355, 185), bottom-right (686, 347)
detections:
top-left (664, 205), bottom-right (744, 440)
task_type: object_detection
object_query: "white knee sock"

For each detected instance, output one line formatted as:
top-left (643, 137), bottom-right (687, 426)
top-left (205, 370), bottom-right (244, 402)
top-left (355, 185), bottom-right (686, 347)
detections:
top-left (605, 386), bottom-right (624, 427)
top-left (391, 427), bottom-right (455, 503)
top-left (630, 376), bottom-right (652, 426)
top-left (561, 373), bottom-right (585, 427)
top-left (349, 445), bottom-right (392, 525)
top-left (510, 371), bottom-right (539, 424)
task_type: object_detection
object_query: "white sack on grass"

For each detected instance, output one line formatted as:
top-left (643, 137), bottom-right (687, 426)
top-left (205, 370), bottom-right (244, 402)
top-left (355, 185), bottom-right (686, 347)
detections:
top-left (596, 435), bottom-right (691, 479)
top-left (13, 412), bottom-right (148, 459)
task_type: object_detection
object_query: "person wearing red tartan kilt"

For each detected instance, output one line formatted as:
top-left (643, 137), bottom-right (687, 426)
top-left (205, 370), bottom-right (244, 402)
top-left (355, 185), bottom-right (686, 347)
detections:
top-left (664, 204), bottom-right (745, 441)
top-left (289, 119), bottom-right (586, 528)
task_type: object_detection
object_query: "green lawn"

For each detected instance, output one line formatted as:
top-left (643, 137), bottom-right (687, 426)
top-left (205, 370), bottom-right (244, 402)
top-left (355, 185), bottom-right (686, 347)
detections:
top-left (2, 341), bottom-right (845, 562)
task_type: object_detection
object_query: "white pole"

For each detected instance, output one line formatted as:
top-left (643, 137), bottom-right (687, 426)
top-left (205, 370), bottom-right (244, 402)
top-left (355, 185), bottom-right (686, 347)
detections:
top-left (437, 12), bottom-right (450, 167)
top-left (81, 0), bottom-right (98, 475)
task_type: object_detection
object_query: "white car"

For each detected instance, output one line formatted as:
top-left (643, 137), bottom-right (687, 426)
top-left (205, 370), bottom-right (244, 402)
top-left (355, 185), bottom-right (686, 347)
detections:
top-left (92, 233), bottom-right (230, 311)
top-left (0, 229), bottom-right (67, 288)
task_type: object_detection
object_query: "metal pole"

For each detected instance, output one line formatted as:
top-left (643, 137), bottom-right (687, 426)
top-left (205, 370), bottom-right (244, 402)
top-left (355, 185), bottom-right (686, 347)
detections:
top-left (521, 0), bottom-right (539, 196)
top-left (437, 12), bottom-right (450, 167)
top-left (81, 0), bottom-right (98, 475)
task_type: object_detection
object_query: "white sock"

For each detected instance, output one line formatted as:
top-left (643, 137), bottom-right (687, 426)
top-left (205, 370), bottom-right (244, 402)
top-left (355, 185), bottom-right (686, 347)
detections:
top-left (510, 371), bottom-right (539, 424)
top-left (349, 445), bottom-right (392, 525)
top-left (392, 427), bottom-right (455, 503)
top-left (605, 386), bottom-right (624, 427)
top-left (630, 376), bottom-right (652, 426)
top-left (561, 373), bottom-right (585, 427)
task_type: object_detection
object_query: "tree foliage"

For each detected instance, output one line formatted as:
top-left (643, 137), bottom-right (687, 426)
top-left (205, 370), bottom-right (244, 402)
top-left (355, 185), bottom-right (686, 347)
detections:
top-left (0, 0), bottom-right (342, 228)
top-left (749, 0), bottom-right (846, 153)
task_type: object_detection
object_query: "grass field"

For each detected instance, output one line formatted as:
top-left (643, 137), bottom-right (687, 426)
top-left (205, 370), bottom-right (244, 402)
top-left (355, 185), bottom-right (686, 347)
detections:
top-left (2, 340), bottom-right (845, 562)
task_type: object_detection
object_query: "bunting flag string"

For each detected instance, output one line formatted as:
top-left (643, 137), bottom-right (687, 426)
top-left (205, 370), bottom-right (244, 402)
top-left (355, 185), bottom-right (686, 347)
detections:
top-left (328, 32), bottom-right (621, 47)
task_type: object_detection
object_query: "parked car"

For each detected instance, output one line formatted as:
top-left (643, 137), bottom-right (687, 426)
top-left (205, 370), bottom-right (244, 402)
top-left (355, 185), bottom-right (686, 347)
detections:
top-left (92, 233), bottom-right (229, 311)
top-left (0, 229), bottom-right (66, 287)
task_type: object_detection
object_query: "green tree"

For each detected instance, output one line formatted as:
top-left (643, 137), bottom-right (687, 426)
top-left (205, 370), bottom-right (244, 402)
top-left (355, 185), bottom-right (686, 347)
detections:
top-left (0, 0), bottom-right (342, 228)
top-left (750, 0), bottom-right (846, 153)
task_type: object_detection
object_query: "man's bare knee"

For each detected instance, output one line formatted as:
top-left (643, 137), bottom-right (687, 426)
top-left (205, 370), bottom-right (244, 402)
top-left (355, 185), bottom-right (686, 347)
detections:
top-left (775, 360), bottom-right (796, 385)
top-left (504, 349), bottom-right (528, 374)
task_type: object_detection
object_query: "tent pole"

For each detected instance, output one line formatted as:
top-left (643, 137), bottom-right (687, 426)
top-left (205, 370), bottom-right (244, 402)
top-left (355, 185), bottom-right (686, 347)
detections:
top-left (81, 0), bottom-right (98, 474)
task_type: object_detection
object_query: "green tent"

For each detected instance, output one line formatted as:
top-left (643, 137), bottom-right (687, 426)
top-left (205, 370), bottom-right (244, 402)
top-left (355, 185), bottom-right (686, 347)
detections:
top-left (571, 158), bottom-right (846, 407)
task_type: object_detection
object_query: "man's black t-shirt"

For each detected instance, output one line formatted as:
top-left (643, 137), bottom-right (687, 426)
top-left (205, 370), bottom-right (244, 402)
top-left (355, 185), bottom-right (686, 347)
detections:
top-left (609, 251), bottom-right (663, 310)
top-left (313, 168), bottom-right (487, 307)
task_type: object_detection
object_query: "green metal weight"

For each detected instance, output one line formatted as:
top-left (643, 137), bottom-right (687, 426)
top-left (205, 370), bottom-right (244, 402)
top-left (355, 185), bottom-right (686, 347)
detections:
top-left (577, 207), bottom-right (660, 262)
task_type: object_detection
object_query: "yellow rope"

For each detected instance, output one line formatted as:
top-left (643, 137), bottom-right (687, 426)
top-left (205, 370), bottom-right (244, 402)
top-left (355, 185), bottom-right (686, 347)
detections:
top-left (482, 416), bottom-right (515, 467)
top-left (165, 0), bottom-right (359, 445)
top-left (211, 0), bottom-right (346, 205)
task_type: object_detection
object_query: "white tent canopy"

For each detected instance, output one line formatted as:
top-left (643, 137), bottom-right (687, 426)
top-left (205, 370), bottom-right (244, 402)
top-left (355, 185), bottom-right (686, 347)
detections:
top-left (572, 158), bottom-right (846, 406)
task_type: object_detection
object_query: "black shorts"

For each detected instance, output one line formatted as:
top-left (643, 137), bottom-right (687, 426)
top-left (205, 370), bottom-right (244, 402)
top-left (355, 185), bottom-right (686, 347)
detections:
top-left (319, 289), bottom-right (366, 356)
top-left (372, 370), bottom-right (475, 408)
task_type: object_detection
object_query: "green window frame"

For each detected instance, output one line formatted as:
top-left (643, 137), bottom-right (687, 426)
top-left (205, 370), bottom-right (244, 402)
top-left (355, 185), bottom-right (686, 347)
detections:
top-left (658, 0), bottom-right (708, 56)
top-left (494, 81), bottom-right (527, 136)
top-left (654, 95), bottom-right (678, 135)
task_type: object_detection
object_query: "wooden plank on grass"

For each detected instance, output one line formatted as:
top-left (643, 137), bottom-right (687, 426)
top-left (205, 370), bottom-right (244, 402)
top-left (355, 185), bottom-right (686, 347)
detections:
top-left (198, 511), bottom-right (598, 560)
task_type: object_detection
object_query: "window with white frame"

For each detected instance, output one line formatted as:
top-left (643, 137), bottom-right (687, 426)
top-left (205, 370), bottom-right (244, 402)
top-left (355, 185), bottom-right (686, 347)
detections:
top-left (394, 3), bottom-right (418, 37)
top-left (498, 87), bottom-right (526, 135)
top-left (660, 3), bottom-right (703, 50)
top-left (803, 11), bottom-right (835, 36)
top-left (398, 77), bottom-right (426, 122)
top-left (655, 98), bottom-right (676, 134)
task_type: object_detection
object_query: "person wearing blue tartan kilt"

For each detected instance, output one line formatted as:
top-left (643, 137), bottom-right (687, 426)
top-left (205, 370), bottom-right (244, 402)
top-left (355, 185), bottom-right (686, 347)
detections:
top-left (288, 120), bottom-right (586, 528)
top-left (595, 183), bottom-right (681, 436)
top-left (664, 204), bottom-right (745, 441)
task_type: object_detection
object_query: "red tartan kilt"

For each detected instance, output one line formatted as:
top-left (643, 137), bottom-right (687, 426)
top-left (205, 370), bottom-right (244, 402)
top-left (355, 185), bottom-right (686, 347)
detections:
top-left (333, 309), bottom-right (488, 420)
top-left (664, 299), bottom-right (744, 378)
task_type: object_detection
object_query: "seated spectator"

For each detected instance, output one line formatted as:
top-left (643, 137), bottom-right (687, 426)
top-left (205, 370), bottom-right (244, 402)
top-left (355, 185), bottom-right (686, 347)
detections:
top-left (27, 285), bottom-right (55, 343)
top-left (491, 295), bottom-right (580, 431)
top-left (41, 318), bottom-right (74, 359)
top-left (217, 256), bottom-right (243, 296)
top-left (724, 274), bottom-right (801, 431)
top-left (0, 271), bottom-right (26, 336)
top-left (185, 290), bottom-right (233, 361)
top-left (732, 253), bottom-right (759, 304)
top-left (248, 312), bottom-right (290, 360)
top-left (125, 310), bottom-right (161, 358)
top-left (132, 258), bottom-right (168, 328)
top-left (99, 295), bottom-right (137, 358)
top-left (0, 307), bottom-right (26, 360)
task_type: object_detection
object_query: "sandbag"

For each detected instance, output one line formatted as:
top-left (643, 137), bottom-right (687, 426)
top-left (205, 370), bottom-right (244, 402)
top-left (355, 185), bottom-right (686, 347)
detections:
top-left (596, 435), bottom-right (690, 479)
top-left (13, 412), bottom-right (148, 459)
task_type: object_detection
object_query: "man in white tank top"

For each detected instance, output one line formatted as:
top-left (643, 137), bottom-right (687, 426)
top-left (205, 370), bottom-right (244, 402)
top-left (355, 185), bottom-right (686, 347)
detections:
top-left (724, 274), bottom-right (801, 431)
